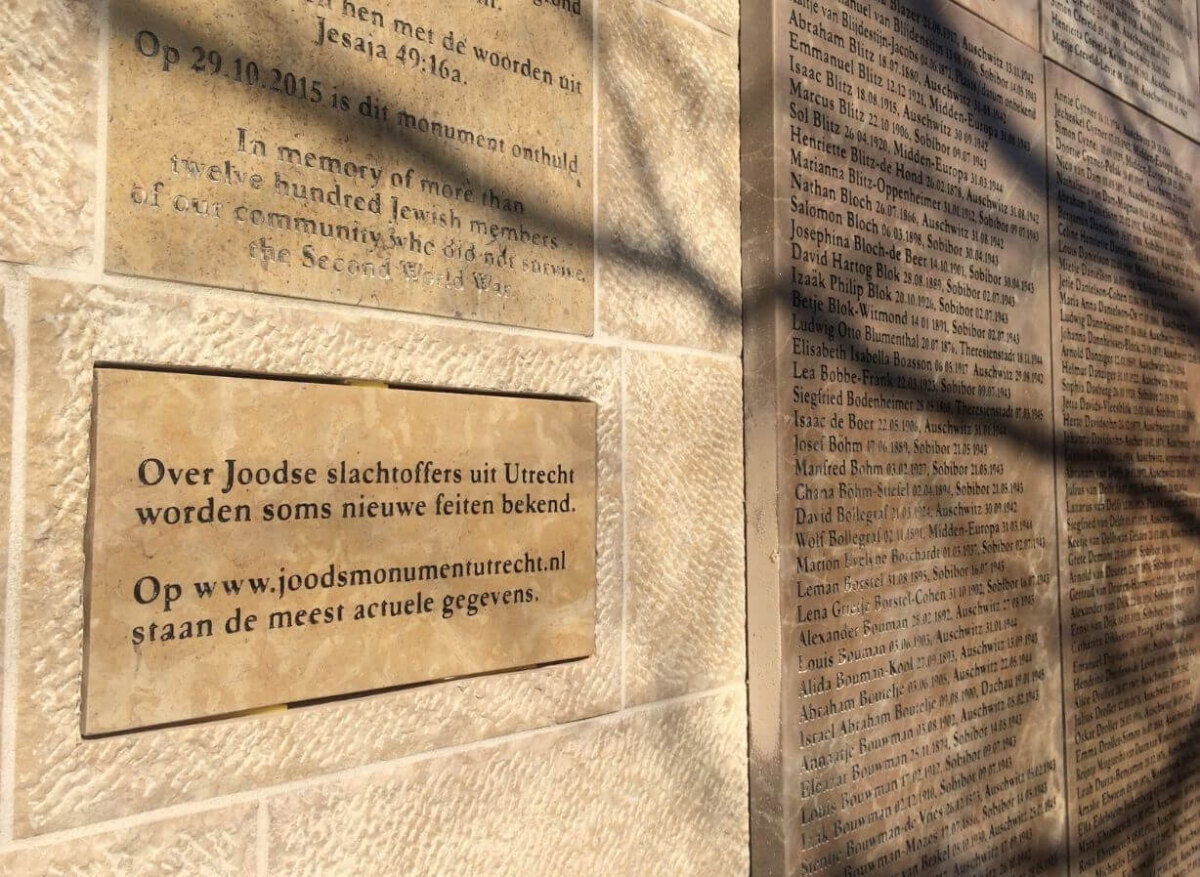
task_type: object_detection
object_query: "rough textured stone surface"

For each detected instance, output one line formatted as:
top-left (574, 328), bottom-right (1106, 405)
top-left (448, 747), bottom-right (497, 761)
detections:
top-left (0, 0), bottom-right (95, 267)
top-left (268, 688), bottom-right (748, 877)
top-left (624, 350), bottom-right (744, 704)
top-left (0, 807), bottom-right (256, 876)
top-left (651, 0), bottom-right (736, 40)
top-left (598, 0), bottom-right (740, 353)
top-left (14, 279), bottom-right (622, 836)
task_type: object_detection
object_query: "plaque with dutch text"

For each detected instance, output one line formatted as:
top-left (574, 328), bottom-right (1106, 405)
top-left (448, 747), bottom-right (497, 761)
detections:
top-left (82, 369), bottom-right (596, 735)
top-left (105, 0), bottom-right (594, 333)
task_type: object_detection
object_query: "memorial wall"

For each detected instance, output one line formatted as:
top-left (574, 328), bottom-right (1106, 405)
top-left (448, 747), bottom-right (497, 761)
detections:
top-left (0, 0), bottom-right (747, 871)
top-left (2, 0), bottom-right (1200, 870)
top-left (745, 0), bottom-right (1200, 876)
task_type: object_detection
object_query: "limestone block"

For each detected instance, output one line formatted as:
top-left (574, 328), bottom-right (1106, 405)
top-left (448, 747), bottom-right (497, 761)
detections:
top-left (598, 0), bottom-right (740, 353)
top-left (268, 688), bottom-right (749, 877)
top-left (624, 349), bottom-right (744, 704)
top-left (14, 279), bottom-right (621, 835)
top-left (0, 806), bottom-right (255, 876)
top-left (0, 0), bottom-right (95, 267)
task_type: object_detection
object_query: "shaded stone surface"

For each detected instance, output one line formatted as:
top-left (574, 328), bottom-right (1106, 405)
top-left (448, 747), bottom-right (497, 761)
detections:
top-left (105, 0), bottom-right (593, 332)
top-left (597, 0), bottom-right (741, 353)
top-left (1048, 63), bottom-right (1200, 877)
top-left (743, 1), bottom-right (1066, 874)
top-left (954, 0), bottom-right (1039, 49)
top-left (1043, 0), bottom-right (1200, 138)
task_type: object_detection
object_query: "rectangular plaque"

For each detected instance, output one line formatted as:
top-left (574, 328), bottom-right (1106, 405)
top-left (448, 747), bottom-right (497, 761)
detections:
top-left (1043, 0), bottom-right (1200, 139)
top-left (1048, 64), bottom-right (1200, 877)
top-left (105, 0), bottom-right (593, 333)
top-left (82, 369), bottom-right (596, 735)
top-left (743, 1), bottom-right (1066, 874)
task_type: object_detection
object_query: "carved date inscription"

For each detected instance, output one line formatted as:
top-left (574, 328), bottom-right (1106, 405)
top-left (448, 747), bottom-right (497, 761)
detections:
top-left (105, 0), bottom-right (594, 332)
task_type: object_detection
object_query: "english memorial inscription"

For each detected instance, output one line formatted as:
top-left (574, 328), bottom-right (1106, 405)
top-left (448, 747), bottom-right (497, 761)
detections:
top-left (105, 0), bottom-right (593, 332)
top-left (744, 0), bottom-right (1064, 874)
top-left (83, 370), bottom-right (596, 735)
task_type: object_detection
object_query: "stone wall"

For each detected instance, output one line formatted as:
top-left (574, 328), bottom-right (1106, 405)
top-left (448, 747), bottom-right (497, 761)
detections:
top-left (0, 0), bottom-right (748, 872)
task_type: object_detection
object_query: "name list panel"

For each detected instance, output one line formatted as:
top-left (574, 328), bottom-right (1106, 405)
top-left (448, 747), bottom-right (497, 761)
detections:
top-left (769, 1), bottom-right (1065, 875)
top-left (1048, 63), bottom-right (1200, 877)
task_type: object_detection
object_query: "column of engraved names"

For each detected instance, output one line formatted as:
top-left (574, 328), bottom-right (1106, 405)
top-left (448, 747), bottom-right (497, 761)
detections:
top-left (782, 1), bottom-right (1061, 875)
top-left (1049, 70), bottom-right (1200, 877)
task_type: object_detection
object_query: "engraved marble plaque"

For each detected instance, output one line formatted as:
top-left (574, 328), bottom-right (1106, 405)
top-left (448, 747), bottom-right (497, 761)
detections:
top-left (83, 369), bottom-right (596, 735)
top-left (1043, 0), bottom-right (1200, 139)
top-left (742, 1), bottom-right (1066, 874)
top-left (105, 0), bottom-right (593, 333)
top-left (1048, 64), bottom-right (1200, 877)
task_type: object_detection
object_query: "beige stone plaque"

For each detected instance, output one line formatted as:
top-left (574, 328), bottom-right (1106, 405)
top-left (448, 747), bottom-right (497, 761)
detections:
top-left (1043, 0), bottom-right (1200, 139)
top-left (1048, 64), bottom-right (1200, 877)
top-left (742, 1), bottom-right (1066, 874)
top-left (105, 0), bottom-right (593, 333)
top-left (82, 369), bottom-right (596, 735)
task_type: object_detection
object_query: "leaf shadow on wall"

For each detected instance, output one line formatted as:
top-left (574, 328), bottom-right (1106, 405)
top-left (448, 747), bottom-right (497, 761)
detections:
top-left (757, 0), bottom-right (1200, 875)
top-left (107, 0), bottom-right (1200, 874)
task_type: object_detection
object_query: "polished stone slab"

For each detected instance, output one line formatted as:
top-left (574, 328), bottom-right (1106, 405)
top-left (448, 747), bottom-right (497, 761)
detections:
top-left (1047, 62), bottom-right (1200, 877)
top-left (83, 369), bottom-right (596, 735)
top-left (743, 1), bottom-right (1066, 874)
top-left (105, 0), bottom-right (594, 332)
